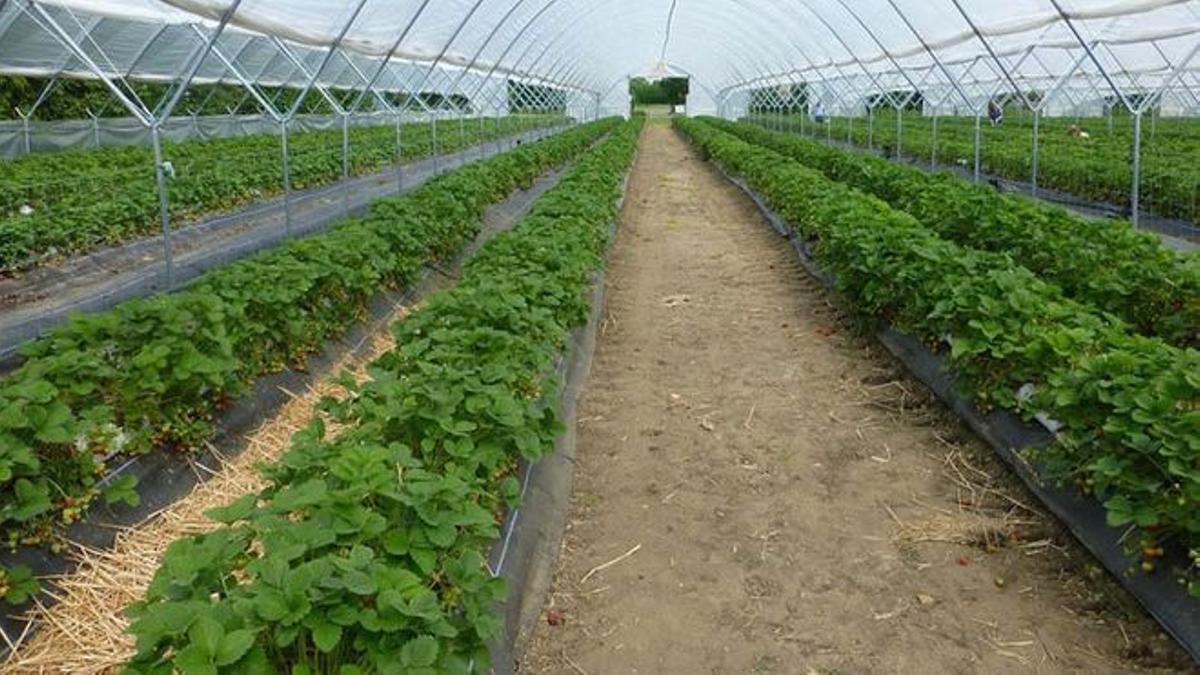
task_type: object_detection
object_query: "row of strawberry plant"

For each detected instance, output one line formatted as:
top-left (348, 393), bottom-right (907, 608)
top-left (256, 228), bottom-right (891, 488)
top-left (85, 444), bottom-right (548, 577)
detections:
top-left (677, 117), bottom-right (1200, 592)
top-left (758, 111), bottom-right (1200, 224)
top-left (0, 115), bottom-right (564, 272)
top-left (0, 118), bottom-right (618, 606)
top-left (722, 117), bottom-right (1200, 348)
top-left (120, 117), bottom-right (642, 674)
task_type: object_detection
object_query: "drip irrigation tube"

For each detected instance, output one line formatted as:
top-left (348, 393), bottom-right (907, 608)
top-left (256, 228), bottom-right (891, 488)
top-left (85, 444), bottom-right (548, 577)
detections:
top-left (712, 158), bottom-right (1200, 663)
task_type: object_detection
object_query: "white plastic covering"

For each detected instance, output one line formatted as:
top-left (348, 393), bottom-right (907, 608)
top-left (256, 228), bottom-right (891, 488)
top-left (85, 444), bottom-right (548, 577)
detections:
top-left (0, 0), bottom-right (1197, 122)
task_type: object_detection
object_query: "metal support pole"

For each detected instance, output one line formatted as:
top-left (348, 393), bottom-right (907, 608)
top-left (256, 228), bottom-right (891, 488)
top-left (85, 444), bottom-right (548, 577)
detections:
top-left (973, 113), bottom-right (982, 183)
top-left (341, 111), bottom-right (350, 217)
top-left (1031, 109), bottom-right (1040, 197)
top-left (478, 112), bottom-right (487, 159)
top-left (19, 111), bottom-right (30, 155)
top-left (431, 111), bottom-right (440, 175)
top-left (23, 3), bottom-right (153, 125)
top-left (89, 111), bottom-right (100, 148)
top-left (930, 112), bottom-right (938, 169)
top-left (867, 107), bottom-right (873, 150)
top-left (395, 110), bottom-right (405, 192)
top-left (281, 119), bottom-right (292, 236)
top-left (457, 111), bottom-right (466, 165)
top-left (151, 124), bottom-right (173, 288)
top-left (895, 106), bottom-right (903, 159)
top-left (1131, 110), bottom-right (1142, 228)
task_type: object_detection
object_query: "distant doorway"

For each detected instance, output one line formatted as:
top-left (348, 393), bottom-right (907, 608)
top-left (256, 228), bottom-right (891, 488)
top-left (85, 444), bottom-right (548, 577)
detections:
top-left (630, 76), bottom-right (689, 116)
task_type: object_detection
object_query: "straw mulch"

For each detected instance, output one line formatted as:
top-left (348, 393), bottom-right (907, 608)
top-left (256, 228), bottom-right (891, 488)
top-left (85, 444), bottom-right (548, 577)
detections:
top-left (4, 310), bottom-right (406, 674)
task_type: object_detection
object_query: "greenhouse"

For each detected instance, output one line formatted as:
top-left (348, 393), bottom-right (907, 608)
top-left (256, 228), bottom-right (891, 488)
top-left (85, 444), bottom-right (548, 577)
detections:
top-left (0, 0), bottom-right (1197, 672)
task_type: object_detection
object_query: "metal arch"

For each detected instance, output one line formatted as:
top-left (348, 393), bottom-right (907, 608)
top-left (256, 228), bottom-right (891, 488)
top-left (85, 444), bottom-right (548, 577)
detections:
top-left (945, 0), bottom-right (1039, 107)
top-left (0, 0), bottom-right (18, 36)
top-left (201, 31), bottom-right (261, 89)
top-left (190, 24), bottom-right (283, 121)
top-left (281, 0), bottom-right (369, 119)
top-left (575, 11), bottom-right (766, 91)
top-left (152, 0), bottom-right (246, 124)
top-left (1142, 40), bottom-right (1200, 111)
top-left (333, 51), bottom-right (397, 113)
top-left (404, 0), bottom-right (492, 113)
top-left (344, 0), bottom-right (433, 114)
top-left (718, 0), bottom-right (896, 103)
top-left (717, 0), bottom-right (885, 92)
top-left (751, 0), bottom-right (854, 92)
top-left (647, 0), bottom-right (826, 87)
top-left (494, 0), bottom-right (634, 86)
top-left (462, 0), bottom-right (580, 104)
top-left (492, 0), bottom-right (801, 93)
top-left (752, 13), bottom-right (882, 107)
top-left (21, 1), bottom-right (153, 125)
top-left (695, 4), bottom-right (828, 88)
top-left (659, 0), bottom-right (680, 63)
top-left (723, 0), bottom-right (965, 100)
top-left (824, 0), bottom-right (924, 97)
top-left (272, 37), bottom-right (347, 114)
top-left (23, 12), bottom-right (104, 116)
top-left (123, 22), bottom-right (171, 79)
top-left (876, 0), bottom-right (975, 109)
top-left (1042, 0), bottom-right (1135, 111)
top-left (780, 0), bottom-right (903, 107)
top-left (440, 0), bottom-right (543, 108)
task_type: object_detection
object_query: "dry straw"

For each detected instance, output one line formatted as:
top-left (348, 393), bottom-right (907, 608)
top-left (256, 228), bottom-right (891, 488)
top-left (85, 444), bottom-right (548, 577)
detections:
top-left (4, 309), bottom-right (407, 674)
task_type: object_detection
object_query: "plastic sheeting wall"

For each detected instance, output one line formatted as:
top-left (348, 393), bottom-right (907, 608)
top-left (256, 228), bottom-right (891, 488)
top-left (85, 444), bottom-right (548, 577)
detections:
top-left (0, 111), bottom-right (451, 159)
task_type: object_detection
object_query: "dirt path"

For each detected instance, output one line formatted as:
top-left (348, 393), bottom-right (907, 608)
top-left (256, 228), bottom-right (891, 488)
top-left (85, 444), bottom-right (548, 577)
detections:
top-left (522, 123), bottom-right (1186, 674)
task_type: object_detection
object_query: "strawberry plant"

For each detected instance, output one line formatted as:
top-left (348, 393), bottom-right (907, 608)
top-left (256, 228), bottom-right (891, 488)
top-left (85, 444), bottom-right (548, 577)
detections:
top-left (0, 115), bottom-right (565, 272)
top-left (759, 111), bottom-right (1200, 225)
top-left (0, 118), bottom-right (619, 605)
top-left (718, 117), bottom-right (1200, 348)
top-left (122, 117), bottom-right (642, 674)
top-left (677, 117), bottom-right (1200, 592)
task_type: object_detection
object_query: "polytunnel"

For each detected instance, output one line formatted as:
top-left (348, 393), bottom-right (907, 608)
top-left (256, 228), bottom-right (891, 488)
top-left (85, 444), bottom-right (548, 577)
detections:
top-left (0, 1), bottom-right (1199, 673)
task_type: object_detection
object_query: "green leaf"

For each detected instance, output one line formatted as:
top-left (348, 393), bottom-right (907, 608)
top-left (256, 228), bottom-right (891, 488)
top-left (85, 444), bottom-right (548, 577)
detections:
top-left (206, 493), bottom-right (256, 524)
top-left (173, 644), bottom-right (216, 675)
top-left (255, 589), bottom-right (290, 621)
top-left (400, 635), bottom-right (439, 667)
top-left (1, 565), bottom-right (39, 604)
top-left (311, 620), bottom-right (342, 653)
top-left (189, 616), bottom-right (224, 656)
top-left (215, 629), bottom-right (256, 666)
top-left (103, 474), bottom-right (141, 507)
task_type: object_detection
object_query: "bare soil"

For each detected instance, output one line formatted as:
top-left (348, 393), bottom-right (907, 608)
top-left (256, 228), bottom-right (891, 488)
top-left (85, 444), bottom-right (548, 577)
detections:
top-left (521, 122), bottom-right (1189, 674)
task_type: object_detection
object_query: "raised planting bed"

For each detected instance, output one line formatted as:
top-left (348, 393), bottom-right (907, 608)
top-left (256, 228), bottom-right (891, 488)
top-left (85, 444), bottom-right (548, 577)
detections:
top-left (117, 117), bottom-right (643, 674)
top-left (0, 115), bottom-right (565, 273)
top-left (715, 118), bottom-right (1200, 349)
top-left (0, 118), bottom-right (620, 609)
